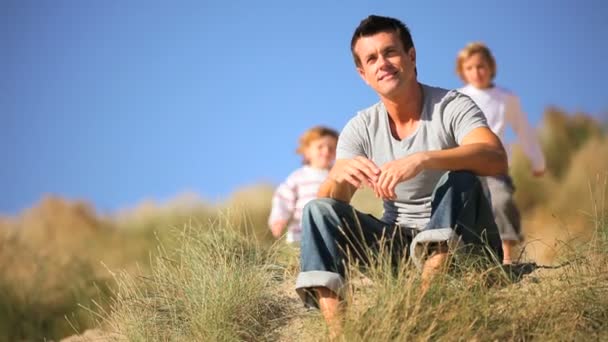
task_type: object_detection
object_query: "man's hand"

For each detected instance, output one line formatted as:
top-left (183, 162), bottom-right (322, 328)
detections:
top-left (318, 157), bottom-right (380, 202)
top-left (375, 153), bottom-right (427, 199)
top-left (329, 157), bottom-right (381, 189)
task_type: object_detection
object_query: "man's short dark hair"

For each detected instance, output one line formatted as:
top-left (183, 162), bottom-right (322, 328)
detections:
top-left (350, 15), bottom-right (415, 67)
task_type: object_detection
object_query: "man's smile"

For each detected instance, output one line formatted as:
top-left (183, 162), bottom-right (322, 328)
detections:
top-left (378, 70), bottom-right (398, 81)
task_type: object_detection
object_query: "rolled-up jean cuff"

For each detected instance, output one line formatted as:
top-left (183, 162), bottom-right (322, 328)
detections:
top-left (410, 228), bottom-right (455, 270)
top-left (295, 271), bottom-right (346, 305)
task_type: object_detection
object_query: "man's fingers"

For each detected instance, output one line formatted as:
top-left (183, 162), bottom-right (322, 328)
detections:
top-left (344, 164), bottom-right (369, 184)
top-left (346, 164), bottom-right (379, 189)
top-left (387, 178), bottom-right (398, 199)
top-left (354, 157), bottom-right (380, 181)
top-left (376, 172), bottom-right (391, 199)
top-left (355, 156), bottom-right (380, 172)
top-left (372, 181), bottom-right (382, 198)
top-left (342, 173), bottom-right (361, 188)
top-left (334, 157), bottom-right (382, 194)
top-left (373, 184), bottom-right (382, 198)
top-left (376, 171), bottom-right (387, 199)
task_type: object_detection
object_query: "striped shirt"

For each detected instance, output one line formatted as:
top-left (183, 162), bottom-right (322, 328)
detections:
top-left (268, 166), bottom-right (329, 243)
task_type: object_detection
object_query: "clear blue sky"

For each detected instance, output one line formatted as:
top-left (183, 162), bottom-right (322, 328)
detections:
top-left (2, 0), bottom-right (607, 215)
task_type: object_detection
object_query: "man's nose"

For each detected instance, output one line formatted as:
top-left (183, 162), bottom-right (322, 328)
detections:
top-left (377, 54), bottom-right (391, 68)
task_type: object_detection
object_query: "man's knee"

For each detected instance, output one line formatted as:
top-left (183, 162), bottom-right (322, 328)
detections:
top-left (302, 199), bottom-right (352, 234)
top-left (448, 170), bottom-right (478, 185)
top-left (301, 198), bottom-right (353, 242)
top-left (438, 171), bottom-right (480, 192)
top-left (303, 198), bottom-right (348, 218)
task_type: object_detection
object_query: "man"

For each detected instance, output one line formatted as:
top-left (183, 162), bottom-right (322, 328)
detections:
top-left (295, 15), bottom-right (507, 333)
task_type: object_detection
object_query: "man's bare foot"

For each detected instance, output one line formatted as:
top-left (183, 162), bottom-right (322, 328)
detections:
top-left (421, 250), bottom-right (448, 295)
top-left (316, 287), bottom-right (343, 339)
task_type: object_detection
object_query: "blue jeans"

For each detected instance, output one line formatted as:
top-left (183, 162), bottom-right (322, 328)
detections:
top-left (295, 171), bottom-right (502, 306)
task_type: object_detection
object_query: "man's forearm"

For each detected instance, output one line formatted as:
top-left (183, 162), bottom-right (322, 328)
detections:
top-left (317, 179), bottom-right (356, 203)
top-left (421, 143), bottom-right (507, 176)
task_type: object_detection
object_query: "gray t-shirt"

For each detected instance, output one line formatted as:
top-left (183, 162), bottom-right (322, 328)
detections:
top-left (337, 83), bottom-right (488, 229)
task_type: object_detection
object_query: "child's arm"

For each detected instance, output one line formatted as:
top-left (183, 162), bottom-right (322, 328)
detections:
top-left (268, 175), bottom-right (297, 239)
top-left (505, 94), bottom-right (546, 175)
top-left (270, 220), bottom-right (288, 238)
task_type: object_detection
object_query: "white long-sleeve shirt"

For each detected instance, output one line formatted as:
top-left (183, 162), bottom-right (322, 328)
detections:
top-left (459, 84), bottom-right (546, 172)
top-left (268, 166), bottom-right (329, 243)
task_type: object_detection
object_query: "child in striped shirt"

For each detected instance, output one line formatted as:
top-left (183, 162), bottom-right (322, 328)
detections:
top-left (268, 126), bottom-right (339, 243)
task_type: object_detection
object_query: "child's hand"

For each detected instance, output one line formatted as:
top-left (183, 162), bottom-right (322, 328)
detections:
top-left (532, 169), bottom-right (545, 177)
top-left (270, 220), bottom-right (287, 238)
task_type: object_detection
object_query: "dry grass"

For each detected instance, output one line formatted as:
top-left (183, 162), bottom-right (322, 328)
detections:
top-left (0, 109), bottom-right (606, 340)
top-left (103, 220), bottom-right (290, 341)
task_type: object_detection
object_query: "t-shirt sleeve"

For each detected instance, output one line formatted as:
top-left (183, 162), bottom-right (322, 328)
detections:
top-left (336, 115), bottom-right (368, 160)
top-left (443, 91), bottom-right (489, 144)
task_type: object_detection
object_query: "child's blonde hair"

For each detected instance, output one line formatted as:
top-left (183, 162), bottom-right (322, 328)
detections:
top-left (455, 42), bottom-right (497, 82)
top-left (296, 126), bottom-right (339, 164)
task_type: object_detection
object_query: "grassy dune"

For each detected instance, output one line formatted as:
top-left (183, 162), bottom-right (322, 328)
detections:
top-left (0, 108), bottom-right (606, 340)
top-left (100, 202), bottom-right (608, 341)
top-left (0, 185), bottom-right (280, 341)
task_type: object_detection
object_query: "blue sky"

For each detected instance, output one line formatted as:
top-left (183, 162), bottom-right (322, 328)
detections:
top-left (2, 0), bottom-right (607, 215)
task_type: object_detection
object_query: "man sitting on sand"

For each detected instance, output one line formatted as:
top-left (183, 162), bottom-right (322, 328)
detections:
top-left (295, 14), bottom-right (507, 335)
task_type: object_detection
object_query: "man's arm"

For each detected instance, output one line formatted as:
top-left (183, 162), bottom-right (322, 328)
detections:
top-left (421, 126), bottom-right (508, 176)
top-left (317, 178), bottom-right (357, 203)
top-left (429, 91), bottom-right (507, 175)
top-left (375, 127), bottom-right (507, 199)
top-left (318, 157), bottom-right (381, 203)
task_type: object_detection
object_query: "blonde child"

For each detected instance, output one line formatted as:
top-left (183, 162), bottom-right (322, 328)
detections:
top-left (456, 42), bottom-right (546, 264)
top-left (268, 126), bottom-right (339, 243)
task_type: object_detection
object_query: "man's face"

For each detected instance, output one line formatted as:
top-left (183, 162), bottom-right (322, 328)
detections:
top-left (353, 31), bottom-right (416, 98)
top-left (462, 52), bottom-right (492, 89)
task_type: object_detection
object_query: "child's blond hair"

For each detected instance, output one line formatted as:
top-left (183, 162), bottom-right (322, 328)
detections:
top-left (296, 126), bottom-right (339, 164)
top-left (455, 42), bottom-right (497, 82)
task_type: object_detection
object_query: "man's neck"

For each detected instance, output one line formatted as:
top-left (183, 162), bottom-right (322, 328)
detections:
top-left (381, 82), bottom-right (423, 125)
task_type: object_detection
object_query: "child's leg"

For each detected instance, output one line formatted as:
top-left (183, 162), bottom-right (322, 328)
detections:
top-left (502, 240), bottom-right (517, 264)
top-left (487, 176), bottom-right (523, 264)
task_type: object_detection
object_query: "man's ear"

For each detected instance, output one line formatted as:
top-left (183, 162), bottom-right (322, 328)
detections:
top-left (408, 47), bottom-right (417, 65)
